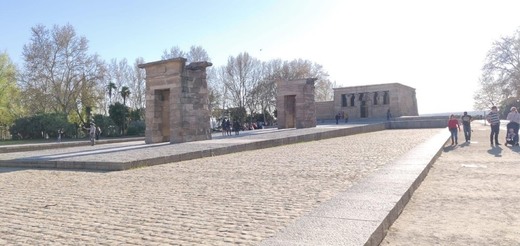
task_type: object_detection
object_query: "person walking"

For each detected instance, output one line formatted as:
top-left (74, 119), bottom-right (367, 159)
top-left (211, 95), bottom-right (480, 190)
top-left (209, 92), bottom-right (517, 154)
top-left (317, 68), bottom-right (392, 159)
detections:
top-left (233, 120), bottom-right (240, 135)
top-left (486, 106), bottom-right (501, 146)
top-left (83, 122), bottom-right (97, 146)
top-left (335, 113), bottom-right (340, 124)
top-left (460, 111), bottom-right (473, 143)
top-left (447, 114), bottom-right (460, 145)
top-left (95, 126), bottom-right (102, 140)
top-left (506, 106), bottom-right (520, 146)
top-left (57, 128), bottom-right (63, 143)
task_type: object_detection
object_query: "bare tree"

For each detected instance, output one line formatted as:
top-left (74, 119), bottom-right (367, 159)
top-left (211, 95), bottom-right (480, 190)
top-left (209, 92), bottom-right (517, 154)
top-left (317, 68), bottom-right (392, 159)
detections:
top-left (206, 67), bottom-right (223, 119)
top-left (479, 28), bottom-right (520, 104)
top-left (130, 57), bottom-right (146, 110)
top-left (20, 24), bottom-right (105, 118)
top-left (474, 76), bottom-right (504, 110)
top-left (223, 52), bottom-right (262, 111)
top-left (315, 79), bottom-right (337, 102)
top-left (187, 45), bottom-right (210, 62)
top-left (161, 46), bottom-right (186, 60)
top-left (275, 59), bottom-right (329, 80)
top-left (107, 58), bottom-right (133, 104)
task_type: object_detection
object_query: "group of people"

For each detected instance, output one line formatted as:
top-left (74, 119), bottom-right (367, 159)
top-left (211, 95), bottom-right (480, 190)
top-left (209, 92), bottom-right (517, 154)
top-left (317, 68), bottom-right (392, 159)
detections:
top-left (487, 106), bottom-right (520, 147)
top-left (447, 111), bottom-right (473, 145)
top-left (447, 106), bottom-right (520, 147)
top-left (221, 119), bottom-right (240, 136)
top-left (335, 112), bottom-right (349, 124)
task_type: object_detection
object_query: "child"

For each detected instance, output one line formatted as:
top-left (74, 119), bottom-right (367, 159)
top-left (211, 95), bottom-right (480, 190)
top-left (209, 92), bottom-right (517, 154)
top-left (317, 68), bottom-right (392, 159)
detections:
top-left (505, 127), bottom-right (516, 146)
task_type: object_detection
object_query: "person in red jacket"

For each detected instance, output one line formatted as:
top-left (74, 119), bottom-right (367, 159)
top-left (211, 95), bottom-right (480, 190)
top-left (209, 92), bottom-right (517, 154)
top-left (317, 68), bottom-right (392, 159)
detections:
top-left (448, 114), bottom-right (461, 145)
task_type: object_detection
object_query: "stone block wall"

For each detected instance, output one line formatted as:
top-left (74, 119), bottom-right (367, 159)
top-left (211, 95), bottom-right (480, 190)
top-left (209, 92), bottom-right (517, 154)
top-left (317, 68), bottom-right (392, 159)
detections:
top-left (276, 78), bottom-right (317, 129)
top-left (138, 58), bottom-right (212, 144)
top-left (330, 83), bottom-right (419, 120)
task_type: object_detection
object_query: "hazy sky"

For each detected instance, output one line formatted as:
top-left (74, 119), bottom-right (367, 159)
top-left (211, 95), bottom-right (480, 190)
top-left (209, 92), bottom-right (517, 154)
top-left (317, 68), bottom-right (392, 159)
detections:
top-left (2, 0), bottom-right (520, 114)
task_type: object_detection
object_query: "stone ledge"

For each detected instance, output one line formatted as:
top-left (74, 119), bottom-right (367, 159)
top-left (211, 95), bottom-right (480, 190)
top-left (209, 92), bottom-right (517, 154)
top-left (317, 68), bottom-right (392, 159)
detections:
top-left (260, 129), bottom-right (449, 245)
top-left (0, 137), bottom-right (144, 154)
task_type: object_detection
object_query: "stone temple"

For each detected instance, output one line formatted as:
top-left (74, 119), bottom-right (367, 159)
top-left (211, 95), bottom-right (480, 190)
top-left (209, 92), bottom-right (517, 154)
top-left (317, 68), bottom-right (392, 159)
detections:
top-left (138, 57), bottom-right (419, 143)
top-left (316, 83), bottom-right (418, 120)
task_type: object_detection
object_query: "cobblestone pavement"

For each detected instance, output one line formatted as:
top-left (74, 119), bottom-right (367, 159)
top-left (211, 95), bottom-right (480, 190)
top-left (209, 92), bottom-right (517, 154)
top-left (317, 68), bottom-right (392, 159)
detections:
top-left (0, 129), bottom-right (439, 245)
top-left (382, 122), bottom-right (520, 245)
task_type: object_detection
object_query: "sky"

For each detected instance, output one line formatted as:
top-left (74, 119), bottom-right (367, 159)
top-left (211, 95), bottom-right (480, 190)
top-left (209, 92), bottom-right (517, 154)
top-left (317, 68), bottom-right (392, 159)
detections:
top-left (2, 0), bottom-right (520, 114)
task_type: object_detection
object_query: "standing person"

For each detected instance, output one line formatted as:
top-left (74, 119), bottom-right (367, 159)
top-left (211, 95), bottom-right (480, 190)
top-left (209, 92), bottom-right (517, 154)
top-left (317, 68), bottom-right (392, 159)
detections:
top-left (221, 119), bottom-right (227, 136)
top-left (506, 106), bottom-right (520, 146)
top-left (57, 128), bottom-right (63, 143)
top-left (460, 111), bottom-right (473, 143)
top-left (387, 109), bottom-right (392, 121)
top-left (447, 114), bottom-right (461, 145)
top-left (233, 120), bottom-right (240, 135)
top-left (83, 123), bottom-right (96, 146)
top-left (226, 119), bottom-right (232, 136)
top-left (95, 126), bottom-right (102, 140)
top-left (335, 113), bottom-right (340, 124)
top-left (486, 106), bottom-right (501, 146)
top-left (344, 112), bottom-right (349, 123)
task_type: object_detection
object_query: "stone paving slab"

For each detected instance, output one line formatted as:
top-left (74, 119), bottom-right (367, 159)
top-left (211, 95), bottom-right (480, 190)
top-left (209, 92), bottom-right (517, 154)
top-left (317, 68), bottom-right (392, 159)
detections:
top-left (0, 127), bottom-right (443, 245)
top-left (261, 128), bottom-right (449, 245)
top-left (0, 124), bottom-right (386, 171)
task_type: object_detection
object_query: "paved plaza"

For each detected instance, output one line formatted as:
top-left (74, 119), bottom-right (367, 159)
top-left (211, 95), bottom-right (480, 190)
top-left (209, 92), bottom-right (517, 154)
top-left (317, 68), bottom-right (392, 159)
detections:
top-left (6, 121), bottom-right (515, 245)
top-left (382, 121), bottom-right (520, 245)
top-left (0, 122), bottom-right (444, 245)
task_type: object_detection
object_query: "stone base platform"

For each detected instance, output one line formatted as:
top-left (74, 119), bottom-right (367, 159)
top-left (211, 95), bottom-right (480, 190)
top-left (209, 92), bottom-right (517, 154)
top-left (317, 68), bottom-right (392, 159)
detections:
top-left (0, 124), bottom-right (386, 171)
top-left (261, 128), bottom-right (449, 245)
top-left (0, 121), bottom-right (450, 245)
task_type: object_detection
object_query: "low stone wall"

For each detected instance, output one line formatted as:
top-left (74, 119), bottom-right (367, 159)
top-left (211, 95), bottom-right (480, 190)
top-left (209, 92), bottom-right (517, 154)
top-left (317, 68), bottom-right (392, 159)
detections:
top-left (386, 116), bottom-right (448, 129)
top-left (0, 137), bottom-right (145, 154)
top-left (316, 101), bottom-right (334, 120)
top-left (108, 124), bottom-right (388, 171)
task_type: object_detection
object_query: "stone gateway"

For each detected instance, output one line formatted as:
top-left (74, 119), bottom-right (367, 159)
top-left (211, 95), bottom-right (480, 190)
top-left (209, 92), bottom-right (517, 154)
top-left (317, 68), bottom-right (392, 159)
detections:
top-left (276, 78), bottom-right (318, 129)
top-left (138, 58), bottom-right (212, 144)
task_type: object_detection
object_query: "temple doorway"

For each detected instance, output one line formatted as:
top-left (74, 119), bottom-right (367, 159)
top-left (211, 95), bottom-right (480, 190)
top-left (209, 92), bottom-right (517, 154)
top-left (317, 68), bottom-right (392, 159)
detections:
top-left (156, 89), bottom-right (170, 141)
top-left (360, 101), bottom-right (368, 118)
top-left (284, 95), bottom-right (296, 128)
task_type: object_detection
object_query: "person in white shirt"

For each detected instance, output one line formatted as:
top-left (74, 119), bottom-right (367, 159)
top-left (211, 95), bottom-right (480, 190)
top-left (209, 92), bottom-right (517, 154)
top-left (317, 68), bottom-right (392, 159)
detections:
top-left (506, 107), bottom-right (520, 146)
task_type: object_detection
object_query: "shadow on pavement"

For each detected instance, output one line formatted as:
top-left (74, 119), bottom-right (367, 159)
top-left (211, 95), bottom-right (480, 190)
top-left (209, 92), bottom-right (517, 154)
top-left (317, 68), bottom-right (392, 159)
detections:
top-left (487, 146), bottom-right (503, 157)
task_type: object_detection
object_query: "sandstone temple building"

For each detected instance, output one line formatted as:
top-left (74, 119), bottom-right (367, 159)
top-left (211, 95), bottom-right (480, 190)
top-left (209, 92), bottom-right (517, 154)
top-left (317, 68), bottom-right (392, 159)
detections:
top-left (316, 83), bottom-right (418, 120)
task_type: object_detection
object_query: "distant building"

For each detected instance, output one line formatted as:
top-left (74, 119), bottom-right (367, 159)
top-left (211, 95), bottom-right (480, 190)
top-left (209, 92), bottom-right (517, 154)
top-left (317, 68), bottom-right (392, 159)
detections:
top-left (316, 83), bottom-right (418, 120)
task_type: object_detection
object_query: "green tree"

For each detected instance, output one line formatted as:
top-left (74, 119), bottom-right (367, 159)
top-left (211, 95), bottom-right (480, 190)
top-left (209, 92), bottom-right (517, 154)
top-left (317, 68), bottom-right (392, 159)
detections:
top-left (10, 113), bottom-right (73, 140)
top-left (120, 86), bottom-right (131, 105)
top-left (107, 82), bottom-right (117, 103)
top-left (109, 102), bottom-right (129, 135)
top-left (0, 52), bottom-right (23, 127)
top-left (92, 114), bottom-right (116, 137)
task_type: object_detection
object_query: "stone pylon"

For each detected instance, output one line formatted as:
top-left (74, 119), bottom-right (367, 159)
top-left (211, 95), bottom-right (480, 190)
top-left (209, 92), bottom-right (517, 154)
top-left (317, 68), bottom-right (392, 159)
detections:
top-left (276, 78), bottom-right (317, 129)
top-left (138, 58), bottom-right (212, 144)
